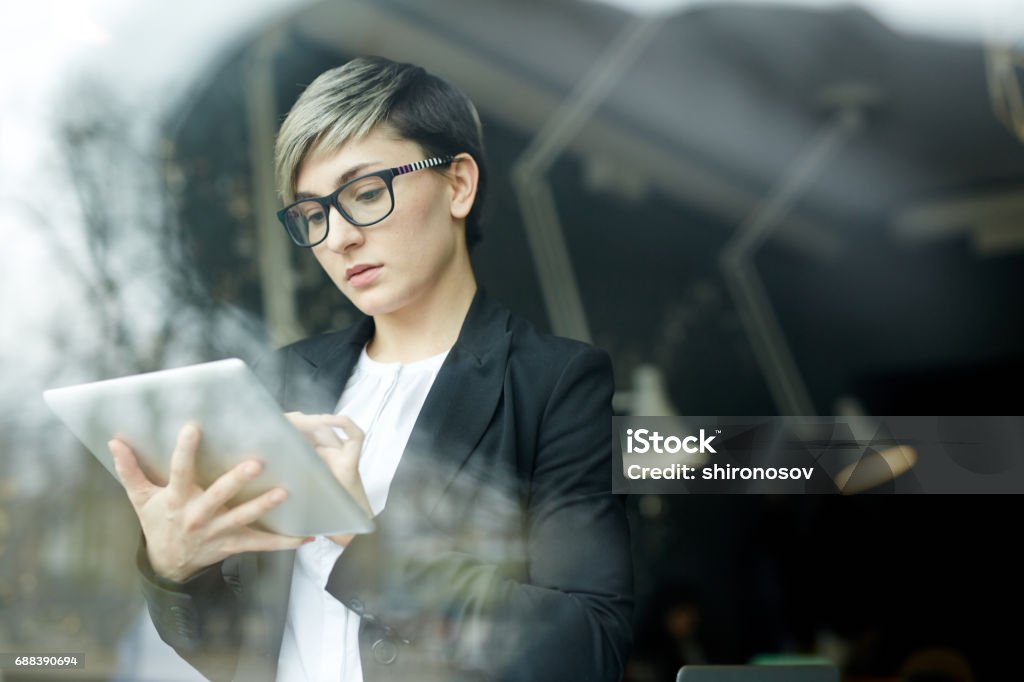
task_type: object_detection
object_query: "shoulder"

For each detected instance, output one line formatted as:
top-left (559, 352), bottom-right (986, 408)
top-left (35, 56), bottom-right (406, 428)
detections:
top-left (502, 301), bottom-right (608, 364)
top-left (501, 304), bottom-right (614, 400)
top-left (250, 330), bottom-right (338, 380)
top-left (283, 311), bottom-right (373, 363)
top-left (513, 318), bottom-right (608, 366)
top-left (277, 329), bottom-right (349, 365)
top-left (249, 320), bottom-right (369, 408)
top-left (259, 314), bottom-right (372, 371)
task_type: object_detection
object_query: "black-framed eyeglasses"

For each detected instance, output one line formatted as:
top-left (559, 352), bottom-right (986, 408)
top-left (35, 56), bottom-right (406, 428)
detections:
top-left (276, 155), bottom-right (455, 247)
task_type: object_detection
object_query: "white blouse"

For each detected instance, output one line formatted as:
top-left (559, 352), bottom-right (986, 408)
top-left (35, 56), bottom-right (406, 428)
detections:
top-left (275, 343), bottom-right (450, 682)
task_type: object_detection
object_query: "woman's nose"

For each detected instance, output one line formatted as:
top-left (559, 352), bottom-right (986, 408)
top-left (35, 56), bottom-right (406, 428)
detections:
top-left (324, 205), bottom-right (364, 252)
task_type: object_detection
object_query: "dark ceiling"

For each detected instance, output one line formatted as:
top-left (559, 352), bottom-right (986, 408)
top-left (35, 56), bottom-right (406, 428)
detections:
top-left (173, 0), bottom-right (1024, 417)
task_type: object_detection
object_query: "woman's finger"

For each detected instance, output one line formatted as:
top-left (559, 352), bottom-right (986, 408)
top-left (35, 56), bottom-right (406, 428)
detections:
top-left (108, 439), bottom-right (158, 509)
top-left (311, 441), bottom-right (373, 518)
top-left (167, 423), bottom-right (201, 498)
top-left (326, 414), bottom-right (364, 440)
top-left (284, 411), bottom-right (322, 432)
top-left (192, 459), bottom-right (263, 523)
top-left (311, 425), bottom-right (349, 448)
top-left (232, 527), bottom-right (312, 554)
top-left (207, 486), bottom-right (289, 534)
top-left (285, 411), bottom-right (329, 448)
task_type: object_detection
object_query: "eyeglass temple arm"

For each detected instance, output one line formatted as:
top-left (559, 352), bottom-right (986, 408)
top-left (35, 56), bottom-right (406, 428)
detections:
top-left (391, 155), bottom-right (455, 177)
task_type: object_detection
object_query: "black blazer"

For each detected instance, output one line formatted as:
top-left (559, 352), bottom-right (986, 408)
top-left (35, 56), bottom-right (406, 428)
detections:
top-left (138, 289), bottom-right (634, 681)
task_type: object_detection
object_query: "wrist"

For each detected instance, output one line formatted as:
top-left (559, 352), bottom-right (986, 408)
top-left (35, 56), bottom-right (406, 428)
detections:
top-left (147, 548), bottom-right (192, 584)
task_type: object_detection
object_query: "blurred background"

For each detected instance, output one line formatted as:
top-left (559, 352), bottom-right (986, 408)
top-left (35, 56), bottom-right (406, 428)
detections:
top-left (2, 0), bottom-right (1023, 680)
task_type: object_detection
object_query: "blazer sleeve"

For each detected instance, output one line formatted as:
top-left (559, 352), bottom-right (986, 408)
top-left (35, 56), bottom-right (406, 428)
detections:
top-left (326, 345), bottom-right (634, 681)
top-left (136, 537), bottom-right (242, 682)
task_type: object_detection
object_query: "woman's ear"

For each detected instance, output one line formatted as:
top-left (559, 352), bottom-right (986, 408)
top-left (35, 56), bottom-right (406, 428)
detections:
top-left (448, 153), bottom-right (479, 221)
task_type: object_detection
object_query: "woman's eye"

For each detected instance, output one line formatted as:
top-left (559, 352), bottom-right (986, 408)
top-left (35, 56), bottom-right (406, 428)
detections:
top-left (356, 188), bottom-right (383, 203)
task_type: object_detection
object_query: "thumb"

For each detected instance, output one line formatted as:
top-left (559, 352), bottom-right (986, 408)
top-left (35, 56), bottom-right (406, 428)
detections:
top-left (325, 414), bottom-right (364, 443)
top-left (109, 439), bottom-right (158, 508)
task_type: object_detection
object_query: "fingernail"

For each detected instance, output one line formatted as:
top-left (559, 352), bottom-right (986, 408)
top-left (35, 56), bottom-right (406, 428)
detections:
top-left (244, 461), bottom-right (261, 476)
top-left (303, 536), bottom-right (315, 544)
top-left (107, 440), bottom-right (117, 452)
top-left (269, 488), bottom-right (287, 502)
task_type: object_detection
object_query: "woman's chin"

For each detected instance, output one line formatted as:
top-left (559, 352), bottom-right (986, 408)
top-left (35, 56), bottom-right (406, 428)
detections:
top-left (346, 289), bottom-right (405, 318)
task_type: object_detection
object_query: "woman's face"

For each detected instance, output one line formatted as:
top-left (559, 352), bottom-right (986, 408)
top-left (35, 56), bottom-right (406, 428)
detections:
top-left (293, 127), bottom-right (469, 317)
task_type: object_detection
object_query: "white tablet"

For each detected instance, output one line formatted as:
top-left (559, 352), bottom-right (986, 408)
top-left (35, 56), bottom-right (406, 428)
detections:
top-left (43, 358), bottom-right (374, 537)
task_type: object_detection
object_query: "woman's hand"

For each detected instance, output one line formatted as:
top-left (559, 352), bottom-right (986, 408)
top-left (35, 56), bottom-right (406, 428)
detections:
top-left (109, 423), bottom-right (310, 583)
top-left (284, 412), bottom-right (373, 547)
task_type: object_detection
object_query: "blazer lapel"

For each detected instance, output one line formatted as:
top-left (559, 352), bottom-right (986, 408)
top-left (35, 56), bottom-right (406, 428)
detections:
top-left (389, 289), bottom-right (512, 515)
top-left (284, 314), bottom-right (375, 414)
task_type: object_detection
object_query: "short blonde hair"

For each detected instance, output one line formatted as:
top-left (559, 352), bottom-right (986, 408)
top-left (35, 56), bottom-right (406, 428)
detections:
top-left (274, 56), bottom-right (488, 247)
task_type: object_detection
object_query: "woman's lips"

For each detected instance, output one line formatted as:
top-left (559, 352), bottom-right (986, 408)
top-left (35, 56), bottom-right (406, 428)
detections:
top-left (348, 265), bottom-right (382, 288)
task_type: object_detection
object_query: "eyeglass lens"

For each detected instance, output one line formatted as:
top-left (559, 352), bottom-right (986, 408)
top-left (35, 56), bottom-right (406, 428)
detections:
top-left (283, 175), bottom-right (391, 245)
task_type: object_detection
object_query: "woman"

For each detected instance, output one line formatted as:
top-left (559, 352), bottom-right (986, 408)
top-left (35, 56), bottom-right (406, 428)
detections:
top-left (109, 56), bottom-right (633, 682)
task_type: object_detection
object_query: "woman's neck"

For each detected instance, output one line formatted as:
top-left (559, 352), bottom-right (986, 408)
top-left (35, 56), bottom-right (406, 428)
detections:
top-left (365, 269), bottom-right (477, 364)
